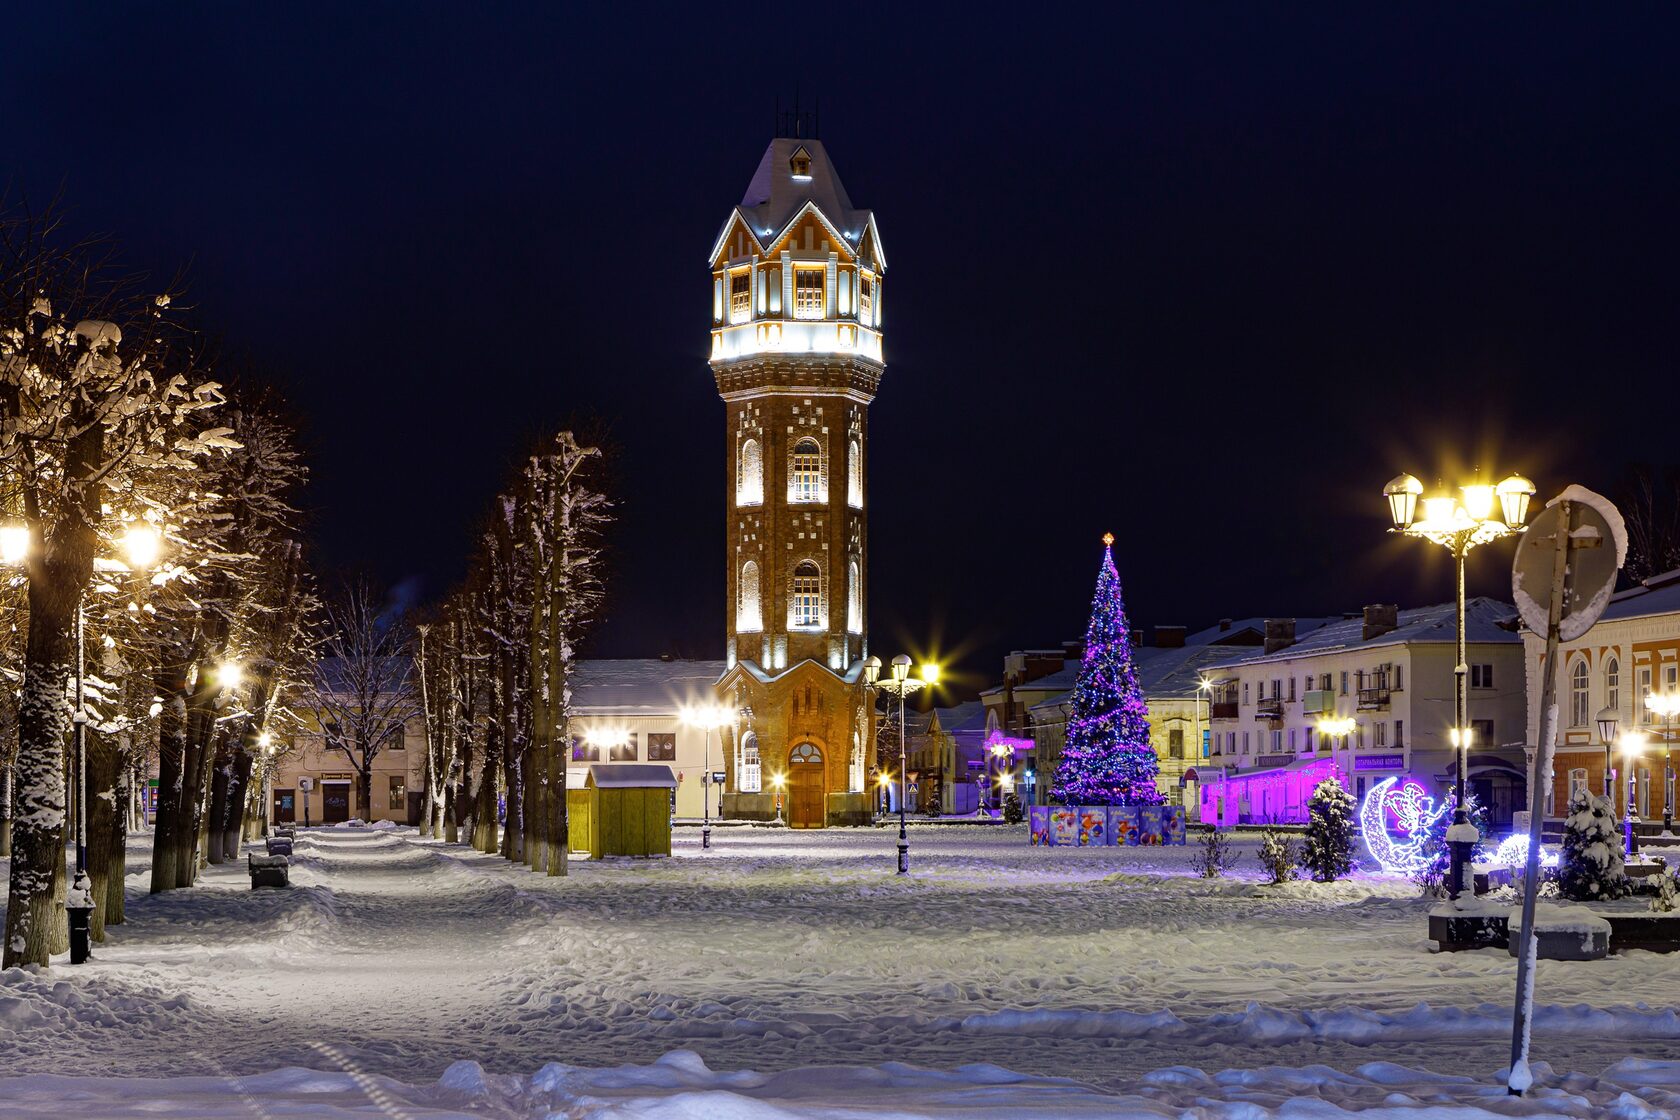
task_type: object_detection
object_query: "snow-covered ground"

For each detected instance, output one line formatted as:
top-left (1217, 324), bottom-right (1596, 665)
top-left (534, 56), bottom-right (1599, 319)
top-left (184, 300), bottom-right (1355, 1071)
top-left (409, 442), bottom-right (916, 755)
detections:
top-left (1, 824), bottom-right (1678, 1117)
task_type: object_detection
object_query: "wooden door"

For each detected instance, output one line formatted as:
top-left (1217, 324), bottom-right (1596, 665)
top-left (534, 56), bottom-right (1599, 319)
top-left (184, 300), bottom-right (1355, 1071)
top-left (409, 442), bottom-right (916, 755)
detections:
top-left (322, 783), bottom-right (351, 823)
top-left (272, 789), bottom-right (296, 824)
top-left (787, 742), bottom-right (825, 828)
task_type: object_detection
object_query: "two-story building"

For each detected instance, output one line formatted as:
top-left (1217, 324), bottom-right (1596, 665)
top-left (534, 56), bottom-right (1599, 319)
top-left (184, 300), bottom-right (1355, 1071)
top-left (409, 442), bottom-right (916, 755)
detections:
top-left (1522, 567), bottom-right (1680, 822)
top-left (1201, 601), bottom-right (1528, 827)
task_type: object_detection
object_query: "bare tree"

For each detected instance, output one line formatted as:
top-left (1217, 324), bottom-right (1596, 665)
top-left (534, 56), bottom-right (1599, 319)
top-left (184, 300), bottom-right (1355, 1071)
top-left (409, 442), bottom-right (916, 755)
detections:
top-left (309, 583), bottom-right (418, 820)
top-left (1616, 463), bottom-right (1680, 586)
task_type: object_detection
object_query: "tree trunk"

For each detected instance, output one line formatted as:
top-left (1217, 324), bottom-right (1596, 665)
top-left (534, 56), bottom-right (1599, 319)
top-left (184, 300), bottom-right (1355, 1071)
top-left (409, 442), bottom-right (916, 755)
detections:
top-left (223, 747), bottom-right (252, 859)
top-left (150, 659), bottom-right (191, 893)
top-left (443, 777), bottom-right (458, 843)
top-left (205, 757), bottom-right (230, 865)
top-left (0, 764), bottom-right (13, 858)
top-left (105, 752), bottom-right (129, 928)
top-left (2, 575), bottom-right (76, 969)
top-left (359, 761), bottom-right (372, 822)
top-left (473, 752), bottom-right (498, 853)
top-left (503, 749), bottom-right (523, 862)
top-left (87, 727), bottom-right (120, 941)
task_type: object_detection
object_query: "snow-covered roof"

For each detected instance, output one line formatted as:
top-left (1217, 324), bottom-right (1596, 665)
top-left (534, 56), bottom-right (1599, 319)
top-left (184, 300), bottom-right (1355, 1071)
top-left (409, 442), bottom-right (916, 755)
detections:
top-left (712, 138), bottom-right (880, 267)
top-left (1597, 568), bottom-right (1680, 624)
top-left (585, 763), bottom-right (677, 789)
top-left (571, 659), bottom-right (728, 717)
top-left (931, 700), bottom-right (989, 734)
top-left (1205, 598), bottom-right (1520, 670)
top-left (1026, 644), bottom-right (1245, 715)
top-left (1185, 616), bottom-right (1341, 646)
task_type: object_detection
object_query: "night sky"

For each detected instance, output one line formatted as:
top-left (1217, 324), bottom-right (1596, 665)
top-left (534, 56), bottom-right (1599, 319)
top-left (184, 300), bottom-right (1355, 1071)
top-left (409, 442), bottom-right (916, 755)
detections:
top-left (5, 7), bottom-right (1676, 698)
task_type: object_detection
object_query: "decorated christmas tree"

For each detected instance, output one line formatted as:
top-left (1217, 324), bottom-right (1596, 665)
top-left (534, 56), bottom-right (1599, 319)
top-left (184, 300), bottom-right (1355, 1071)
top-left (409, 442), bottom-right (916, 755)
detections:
top-left (1302, 777), bottom-right (1358, 882)
top-left (1050, 534), bottom-right (1162, 806)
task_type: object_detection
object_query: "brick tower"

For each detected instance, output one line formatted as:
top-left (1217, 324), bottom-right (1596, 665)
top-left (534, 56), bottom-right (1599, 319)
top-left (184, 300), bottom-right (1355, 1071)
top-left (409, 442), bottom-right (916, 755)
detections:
top-left (711, 129), bottom-right (884, 828)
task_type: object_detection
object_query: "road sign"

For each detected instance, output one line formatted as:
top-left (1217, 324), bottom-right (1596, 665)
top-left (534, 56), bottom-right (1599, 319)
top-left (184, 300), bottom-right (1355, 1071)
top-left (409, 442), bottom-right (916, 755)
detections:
top-left (1512, 484), bottom-right (1626, 642)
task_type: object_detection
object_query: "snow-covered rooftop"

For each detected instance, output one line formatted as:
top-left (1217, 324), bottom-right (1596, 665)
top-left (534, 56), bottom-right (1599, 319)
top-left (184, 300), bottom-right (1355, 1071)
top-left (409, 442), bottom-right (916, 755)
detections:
top-left (1598, 567), bottom-right (1680, 623)
top-left (571, 659), bottom-right (728, 717)
top-left (1206, 598), bottom-right (1519, 670)
top-left (714, 137), bottom-right (879, 265)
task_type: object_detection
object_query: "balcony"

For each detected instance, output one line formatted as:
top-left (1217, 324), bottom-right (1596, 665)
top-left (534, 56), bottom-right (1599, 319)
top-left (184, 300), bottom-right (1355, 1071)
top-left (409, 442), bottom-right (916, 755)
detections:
top-left (1210, 701), bottom-right (1238, 720)
top-left (1256, 698), bottom-right (1285, 721)
top-left (1303, 689), bottom-right (1336, 715)
top-left (1357, 687), bottom-right (1391, 711)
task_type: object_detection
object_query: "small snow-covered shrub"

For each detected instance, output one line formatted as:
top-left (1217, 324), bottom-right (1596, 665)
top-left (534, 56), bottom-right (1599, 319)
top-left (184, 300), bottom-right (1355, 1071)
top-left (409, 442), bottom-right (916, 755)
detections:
top-left (1259, 828), bottom-right (1299, 885)
top-left (1557, 789), bottom-right (1630, 902)
top-left (1651, 870), bottom-right (1679, 913)
top-left (1302, 778), bottom-right (1357, 882)
top-left (1192, 827), bottom-right (1239, 878)
top-left (1002, 793), bottom-right (1025, 824)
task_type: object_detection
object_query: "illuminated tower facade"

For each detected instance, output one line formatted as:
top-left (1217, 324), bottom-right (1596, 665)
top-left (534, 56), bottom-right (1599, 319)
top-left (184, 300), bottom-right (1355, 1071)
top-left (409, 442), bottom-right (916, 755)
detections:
top-left (711, 130), bottom-right (885, 827)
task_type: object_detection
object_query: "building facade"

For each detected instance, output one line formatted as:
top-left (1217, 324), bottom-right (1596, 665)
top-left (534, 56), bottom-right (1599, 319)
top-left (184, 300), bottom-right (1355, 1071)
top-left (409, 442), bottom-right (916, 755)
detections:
top-left (1521, 568), bottom-right (1680, 822)
top-left (1201, 601), bottom-right (1528, 828)
top-left (709, 131), bottom-right (883, 827)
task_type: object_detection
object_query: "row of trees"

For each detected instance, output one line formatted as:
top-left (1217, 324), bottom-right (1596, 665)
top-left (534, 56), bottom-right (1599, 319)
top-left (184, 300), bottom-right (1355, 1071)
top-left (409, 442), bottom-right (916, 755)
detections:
top-left (410, 431), bottom-right (611, 871)
top-left (0, 203), bottom-right (318, 967)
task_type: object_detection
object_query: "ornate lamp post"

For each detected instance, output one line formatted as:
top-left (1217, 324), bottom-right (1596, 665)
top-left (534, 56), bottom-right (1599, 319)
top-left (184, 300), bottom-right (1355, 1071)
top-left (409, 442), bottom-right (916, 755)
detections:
top-left (680, 704), bottom-right (731, 851)
top-left (771, 772), bottom-right (786, 826)
top-left (1620, 730), bottom-right (1648, 856)
top-left (1383, 470), bottom-right (1535, 900)
top-left (863, 654), bottom-right (936, 873)
top-left (1646, 694), bottom-right (1680, 835)
top-left (1597, 707), bottom-right (1621, 800)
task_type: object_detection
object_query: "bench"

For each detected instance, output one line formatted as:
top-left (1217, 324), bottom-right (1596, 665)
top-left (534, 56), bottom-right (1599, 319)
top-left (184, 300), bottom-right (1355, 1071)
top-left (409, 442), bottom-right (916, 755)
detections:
top-left (265, 837), bottom-right (293, 857)
top-left (248, 852), bottom-right (289, 889)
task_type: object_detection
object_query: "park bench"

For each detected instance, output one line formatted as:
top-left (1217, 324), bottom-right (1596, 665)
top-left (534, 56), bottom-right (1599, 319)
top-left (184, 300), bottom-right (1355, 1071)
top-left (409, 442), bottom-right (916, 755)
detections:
top-left (248, 852), bottom-right (289, 889)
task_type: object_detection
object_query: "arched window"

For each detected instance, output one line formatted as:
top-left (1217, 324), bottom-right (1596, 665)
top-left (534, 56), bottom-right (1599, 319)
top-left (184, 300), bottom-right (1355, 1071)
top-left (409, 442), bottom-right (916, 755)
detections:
top-left (791, 560), bottom-right (822, 629)
top-left (1569, 658), bottom-right (1590, 728)
top-left (790, 437), bottom-right (822, 503)
top-left (1605, 656), bottom-right (1620, 714)
top-left (736, 731), bottom-right (762, 793)
top-left (737, 438), bottom-right (762, 506)
top-left (737, 561), bottom-right (761, 633)
top-left (847, 439), bottom-right (862, 508)
top-left (846, 560), bottom-right (861, 634)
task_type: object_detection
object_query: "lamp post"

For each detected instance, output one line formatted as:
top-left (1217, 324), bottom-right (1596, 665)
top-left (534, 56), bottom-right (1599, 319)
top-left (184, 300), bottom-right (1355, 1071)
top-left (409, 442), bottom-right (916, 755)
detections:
top-left (862, 655), bottom-right (936, 874)
top-left (771, 772), bottom-right (786, 826)
top-left (1597, 707), bottom-right (1621, 800)
top-left (1647, 694), bottom-right (1680, 835)
top-left (1383, 470), bottom-right (1535, 901)
top-left (680, 705), bottom-right (730, 851)
top-left (1620, 730), bottom-right (1648, 856)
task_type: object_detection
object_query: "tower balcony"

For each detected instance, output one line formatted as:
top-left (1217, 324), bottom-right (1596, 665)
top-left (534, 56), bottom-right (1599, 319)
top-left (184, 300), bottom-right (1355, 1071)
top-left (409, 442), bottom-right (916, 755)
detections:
top-left (711, 319), bottom-right (883, 365)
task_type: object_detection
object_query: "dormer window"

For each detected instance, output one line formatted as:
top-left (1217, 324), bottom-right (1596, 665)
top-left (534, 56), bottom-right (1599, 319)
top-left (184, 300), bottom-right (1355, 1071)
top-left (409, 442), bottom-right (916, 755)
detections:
top-left (858, 274), bottom-right (874, 324)
top-left (729, 271), bottom-right (751, 323)
top-left (794, 267), bottom-right (825, 319)
top-left (789, 146), bottom-right (812, 179)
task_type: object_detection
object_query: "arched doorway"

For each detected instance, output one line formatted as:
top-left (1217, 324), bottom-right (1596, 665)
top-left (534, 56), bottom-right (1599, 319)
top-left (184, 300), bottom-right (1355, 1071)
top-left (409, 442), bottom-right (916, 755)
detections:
top-left (787, 742), bottom-right (825, 828)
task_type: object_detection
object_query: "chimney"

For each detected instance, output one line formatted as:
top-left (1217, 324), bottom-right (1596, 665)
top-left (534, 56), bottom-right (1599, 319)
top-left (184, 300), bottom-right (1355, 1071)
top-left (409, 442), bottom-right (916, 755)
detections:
top-left (1219, 618), bottom-right (1233, 632)
top-left (1362, 604), bottom-right (1399, 641)
top-left (1263, 618), bottom-right (1296, 655)
top-left (1154, 625), bottom-right (1186, 649)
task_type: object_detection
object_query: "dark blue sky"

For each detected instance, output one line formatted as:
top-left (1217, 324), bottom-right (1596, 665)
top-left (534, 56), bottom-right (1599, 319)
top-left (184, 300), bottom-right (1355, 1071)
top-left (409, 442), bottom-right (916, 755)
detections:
top-left (5, 6), bottom-right (1676, 696)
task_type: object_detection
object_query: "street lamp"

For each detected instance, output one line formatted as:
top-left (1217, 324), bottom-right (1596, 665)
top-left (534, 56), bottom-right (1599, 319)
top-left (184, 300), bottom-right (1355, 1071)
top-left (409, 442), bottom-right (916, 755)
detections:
top-left (771, 772), bottom-right (786, 826)
top-left (1384, 469), bottom-right (1535, 901)
top-left (1646, 694), bottom-right (1680, 835)
top-left (1318, 715), bottom-right (1356, 766)
top-left (863, 655), bottom-right (935, 874)
top-left (680, 704), bottom-right (731, 851)
top-left (1597, 707), bottom-right (1621, 800)
top-left (1620, 730), bottom-right (1648, 856)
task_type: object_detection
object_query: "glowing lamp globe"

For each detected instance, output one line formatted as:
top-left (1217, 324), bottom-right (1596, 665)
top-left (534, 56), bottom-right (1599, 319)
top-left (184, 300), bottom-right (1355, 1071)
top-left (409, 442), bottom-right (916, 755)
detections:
top-left (1497, 474), bottom-right (1536, 528)
top-left (121, 523), bottom-right (162, 570)
top-left (1383, 474), bottom-right (1423, 529)
top-left (890, 654), bottom-right (911, 683)
top-left (1596, 707), bottom-right (1620, 745)
top-left (920, 662), bottom-right (940, 686)
top-left (1461, 484), bottom-right (1495, 522)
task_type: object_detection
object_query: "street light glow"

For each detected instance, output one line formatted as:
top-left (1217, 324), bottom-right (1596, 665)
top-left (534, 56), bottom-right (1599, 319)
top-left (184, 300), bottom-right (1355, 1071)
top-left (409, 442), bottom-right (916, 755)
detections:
top-left (121, 523), bottom-right (162, 570)
top-left (0, 522), bottom-right (29, 566)
top-left (919, 662), bottom-right (939, 686)
top-left (218, 661), bottom-right (243, 690)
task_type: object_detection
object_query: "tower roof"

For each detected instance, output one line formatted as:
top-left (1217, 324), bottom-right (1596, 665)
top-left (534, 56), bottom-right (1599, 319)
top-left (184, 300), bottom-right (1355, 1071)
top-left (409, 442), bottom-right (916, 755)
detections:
top-left (711, 137), bottom-right (884, 268)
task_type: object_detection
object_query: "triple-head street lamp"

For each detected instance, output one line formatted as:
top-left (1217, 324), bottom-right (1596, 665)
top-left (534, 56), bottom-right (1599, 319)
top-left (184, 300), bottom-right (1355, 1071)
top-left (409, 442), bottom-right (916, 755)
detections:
top-left (863, 654), bottom-right (938, 874)
top-left (1383, 471), bottom-right (1535, 901)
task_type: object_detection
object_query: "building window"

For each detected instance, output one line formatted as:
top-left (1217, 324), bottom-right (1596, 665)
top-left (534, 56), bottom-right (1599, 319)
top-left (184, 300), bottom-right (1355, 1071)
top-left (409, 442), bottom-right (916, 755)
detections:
top-left (571, 736), bottom-right (599, 762)
top-left (1640, 666), bottom-right (1654, 723)
top-left (1569, 658), bottom-right (1589, 727)
top-left (1472, 718), bottom-right (1493, 746)
top-left (1340, 671), bottom-right (1349, 695)
top-left (1168, 728), bottom-right (1184, 759)
top-left (791, 560), bottom-right (822, 629)
top-left (1288, 678), bottom-right (1296, 702)
top-left (388, 775), bottom-right (405, 810)
top-left (1320, 673), bottom-right (1332, 691)
top-left (1568, 767), bottom-right (1588, 802)
top-left (847, 439), bottom-right (862, 508)
top-left (730, 271), bottom-right (751, 323)
top-left (1395, 719), bottom-right (1404, 746)
top-left (610, 733), bottom-right (638, 762)
top-left (1471, 663), bottom-right (1494, 689)
top-left (737, 438), bottom-right (763, 506)
top-left (738, 561), bottom-right (762, 633)
top-left (736, 731), bottom-right (762, 793)
top-left (1288, 727), bottom-right (1297, 751)
top-left (1605, 657), bottom-right (1620, 713)
top-left (858, 273), bottom-right (874, 324)
top-left (1202, 728), bottom-right (1211, 758)
top-left (789, 146), bottom-right (811, 177)
top-left (846, 559), bottom-right (861, 634)
top-left (1667, 662), bottom-right (1679, 697)
top-left (1374, 722), bottom-right (1387, 747)
top-left (794, 267), bottom-right (825, 318)
top-left (1243, 682), bottom-right (1250, 705)
top-left (1393, 664), bottom-right (1404, 690)
top-left (648, 733), bottom-right (676, 762)
top-left (790, 437), bottom-right (822, 502)
top-left (1242, 731), bottom-right (1250, 754)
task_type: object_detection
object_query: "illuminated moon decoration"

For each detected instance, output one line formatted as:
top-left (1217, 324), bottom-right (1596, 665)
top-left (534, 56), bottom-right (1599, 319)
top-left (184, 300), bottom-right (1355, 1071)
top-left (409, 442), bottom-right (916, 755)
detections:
top-left (1360, 777), bottom-right (1452, 874)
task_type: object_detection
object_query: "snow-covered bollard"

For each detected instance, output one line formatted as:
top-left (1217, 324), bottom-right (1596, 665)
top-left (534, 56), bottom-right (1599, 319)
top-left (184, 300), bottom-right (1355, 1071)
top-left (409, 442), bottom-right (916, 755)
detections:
top-left (66, 872), bottom-right (94, 965)
top-left (1445, 818), bottom-right (1481, 901)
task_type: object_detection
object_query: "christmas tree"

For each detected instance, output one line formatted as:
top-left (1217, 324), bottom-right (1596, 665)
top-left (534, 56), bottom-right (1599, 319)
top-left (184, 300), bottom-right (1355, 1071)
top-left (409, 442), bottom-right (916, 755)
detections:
top-left (1557, 788), bottom-right (1630, 901)
top-left (1302, 777), bottom-right (1358, 882)
top-left (1050, 534), bottom-right (1162, 806)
